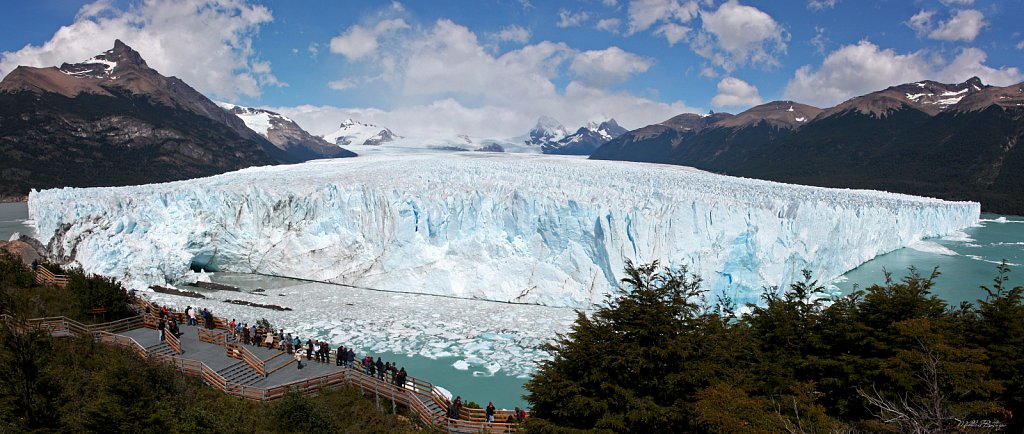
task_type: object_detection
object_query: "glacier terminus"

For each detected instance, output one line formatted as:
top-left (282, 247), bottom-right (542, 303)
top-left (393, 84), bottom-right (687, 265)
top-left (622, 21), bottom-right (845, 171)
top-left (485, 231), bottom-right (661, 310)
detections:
top-left (29, 152), bottom-right (980, 308)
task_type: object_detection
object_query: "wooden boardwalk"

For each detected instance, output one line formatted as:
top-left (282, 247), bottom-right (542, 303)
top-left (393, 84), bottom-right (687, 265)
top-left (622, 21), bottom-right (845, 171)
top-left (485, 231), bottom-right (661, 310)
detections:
top-left (5, 290), bottom-right (525, 434)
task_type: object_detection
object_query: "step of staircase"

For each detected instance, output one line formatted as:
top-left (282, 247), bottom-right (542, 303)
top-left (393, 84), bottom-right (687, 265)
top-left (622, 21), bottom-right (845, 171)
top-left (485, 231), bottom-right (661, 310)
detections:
top-left (217, 361), bottom-right (263, 386)
top-left (145, 342), bottom-right (176, 360)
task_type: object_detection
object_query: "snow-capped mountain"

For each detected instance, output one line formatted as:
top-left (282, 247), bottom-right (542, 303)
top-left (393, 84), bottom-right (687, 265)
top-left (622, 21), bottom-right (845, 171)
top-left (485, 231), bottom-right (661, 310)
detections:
top-left (219, 103), bottom-right (354, 160)
top-left (0, 40), bottom-right (289, 198)
top-left (323, 119), bottom-right (399, 147)
top-left (542, 119), bottom-right (628, 155)
top-left (591, 77), bottom-right (1024, 214)
top-left (524, 116), bottom-right (569, 147)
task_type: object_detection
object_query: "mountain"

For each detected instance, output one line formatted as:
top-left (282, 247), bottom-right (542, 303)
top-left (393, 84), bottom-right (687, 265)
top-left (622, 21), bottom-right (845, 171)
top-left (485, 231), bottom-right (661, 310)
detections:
top-left (0, 40), bottom-right (292, 197)
top-left (323, 119), bottom-right (399, 146)
top-left (525, 116), bottom-right (569, 147)
top-left (543, 119), bottom-right (628, 155)
top-left (591, 77), bottom-right (1024, 214)
top-left (220, 103), bottom-right (355, 160)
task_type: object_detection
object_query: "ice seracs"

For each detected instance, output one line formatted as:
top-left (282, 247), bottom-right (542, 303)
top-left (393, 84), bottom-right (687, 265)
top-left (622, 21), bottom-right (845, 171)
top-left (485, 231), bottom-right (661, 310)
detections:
top-left (30, 152), bottom-right (979, 309)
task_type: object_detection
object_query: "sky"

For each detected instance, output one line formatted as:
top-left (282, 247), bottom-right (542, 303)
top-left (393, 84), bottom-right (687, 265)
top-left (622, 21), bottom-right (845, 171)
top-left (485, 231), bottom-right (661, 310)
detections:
top-left (1, 0), bottom-right (1022, 138)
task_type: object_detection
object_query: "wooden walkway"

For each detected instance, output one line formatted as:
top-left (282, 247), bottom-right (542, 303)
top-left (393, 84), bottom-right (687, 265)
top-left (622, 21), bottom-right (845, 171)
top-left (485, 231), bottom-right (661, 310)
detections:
top-left (4, 292), bottom-right (524, 433)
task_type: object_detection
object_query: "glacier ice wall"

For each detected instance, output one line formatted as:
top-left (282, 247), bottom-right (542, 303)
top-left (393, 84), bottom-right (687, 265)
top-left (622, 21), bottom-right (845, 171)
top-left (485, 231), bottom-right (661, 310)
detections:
top-left (29, 153), bottom-right (980, 308)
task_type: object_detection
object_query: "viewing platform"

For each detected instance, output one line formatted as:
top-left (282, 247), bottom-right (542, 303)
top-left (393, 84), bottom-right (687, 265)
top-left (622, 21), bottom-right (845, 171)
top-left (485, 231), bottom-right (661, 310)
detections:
top-left (5, 280), bottom-right (526, 433)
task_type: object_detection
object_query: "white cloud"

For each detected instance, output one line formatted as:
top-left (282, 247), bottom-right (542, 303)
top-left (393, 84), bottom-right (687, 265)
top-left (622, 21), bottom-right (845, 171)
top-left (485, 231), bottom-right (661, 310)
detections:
top-left (783, 40), bottom-right (1022, 107)
top-left (557, 9), bottom-right (591, 28)
top-left (595, 18), bottom-right (622, 33)
top-left (907, 10), bottom-right (935, 36)
top-left (570, 47), bottom-right (654, 86)
top-left (695, 0), bottom-right (788, 71)
top-left (807, 0), bottom-right (838, 10)
top-left (810, 26), bottom-right (828, 55)
top-left (626, 0), bottom-right (699, 35)
top-left (603, 0), bottom-right (619, 6)
top-left (908, 9), bottom-right (985, 42)
top-left (313, 18), bottom-right (698, 138)
top-left (699, 66), bottom-right (718, 78)
top-left (654, 23), bottom-right (690, 45)
top-left (1017, 40), bottom-right (1024, 50)
top-left (711, 76), bottom-right (762, 107)
top-left (937, 47), bottom-right (1023, 86)
top-left (491, 25), bottom-right (531, 44)
top-left (939, 0), bottom-right (973, 4)
top-left (0, 0), bottom-right (279, 100)
top-left (327, 79), bottom-right (357, 90)
top-left (930, 9), bottom-right (986, 42)
top-left (330, 18), bottom-right (409, 60)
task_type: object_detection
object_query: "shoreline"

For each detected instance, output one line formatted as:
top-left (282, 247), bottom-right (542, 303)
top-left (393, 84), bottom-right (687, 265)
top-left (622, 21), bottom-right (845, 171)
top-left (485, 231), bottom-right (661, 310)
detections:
top-left (0, 195), bottom-right (28, 203)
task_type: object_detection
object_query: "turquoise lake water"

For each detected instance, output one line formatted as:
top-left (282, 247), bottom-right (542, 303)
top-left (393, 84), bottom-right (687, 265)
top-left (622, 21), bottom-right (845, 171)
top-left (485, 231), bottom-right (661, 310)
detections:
top-left (4, 201), bottom-right (1022, 408)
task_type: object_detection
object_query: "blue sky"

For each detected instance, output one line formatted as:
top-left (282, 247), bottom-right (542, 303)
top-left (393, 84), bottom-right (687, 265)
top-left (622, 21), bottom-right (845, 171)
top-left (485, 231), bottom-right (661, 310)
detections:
top-left (1, 0), bottom-right (1022, 137)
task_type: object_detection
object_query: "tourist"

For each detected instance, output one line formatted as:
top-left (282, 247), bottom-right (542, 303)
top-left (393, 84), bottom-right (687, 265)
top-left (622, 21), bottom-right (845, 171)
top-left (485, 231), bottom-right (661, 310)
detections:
top-left (452, 396), bottom-right (463, 420)
top-left (347, 348), bottom-right (355, 368)
top-left (336, 346), bottom-right (344, 366)
top-left (229, 318), bottom-right (235, 333)
top-left (366, 356), bottom-right (375, 376)
top-left (486, 402), bottom-right (496, 423)
top-left (294, 348), bottom-right (304, 369)
top-left (158, 317), bottom-right (166, 341)
top-left (397, 367), bottom-right (407, 388)
top-left (188, 306), bottom-right (196, 326)
top-left (375, 357), bottom-right (385, 380)
top-left (515, 407), bottom-right (525, 423)
top-left (306, 339), bottom-right (313, 360)
top-left (242, 323), bottom-right (250, 345)
top-left (234, 322), bottom-right (243, 342)
top-left (170, 317), bottom-right (180, 338)
top-left (250, 324), bottom-right (258, 345)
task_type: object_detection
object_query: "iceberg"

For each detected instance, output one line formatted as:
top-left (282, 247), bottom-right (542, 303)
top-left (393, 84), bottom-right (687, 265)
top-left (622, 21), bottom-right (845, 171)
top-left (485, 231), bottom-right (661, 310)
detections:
top-left (29, 152), bottom-right (979, 308)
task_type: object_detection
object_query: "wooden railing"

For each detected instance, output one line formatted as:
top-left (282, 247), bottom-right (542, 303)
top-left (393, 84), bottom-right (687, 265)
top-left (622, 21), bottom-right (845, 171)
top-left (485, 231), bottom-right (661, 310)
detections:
top-left (6, 297), bottom-right (527, 432)
top-left (226, 343), bottom-right (266, 377)
top-left (165, 327), bottom-right (182, 354)
top-left (34, 267), bottom-right (69, 287)
top-left (197, 327), bottom-right (227, 345)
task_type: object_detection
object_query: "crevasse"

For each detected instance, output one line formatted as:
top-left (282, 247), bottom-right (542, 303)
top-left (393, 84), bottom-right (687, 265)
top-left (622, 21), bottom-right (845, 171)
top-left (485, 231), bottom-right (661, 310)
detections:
top-left (29, 153), bottom-right (980, 308)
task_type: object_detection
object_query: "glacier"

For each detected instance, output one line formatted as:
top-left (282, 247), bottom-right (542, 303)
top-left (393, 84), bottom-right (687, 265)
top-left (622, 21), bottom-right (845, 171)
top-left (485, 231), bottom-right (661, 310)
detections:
top-left (29, 152), bottom-right (980, 308)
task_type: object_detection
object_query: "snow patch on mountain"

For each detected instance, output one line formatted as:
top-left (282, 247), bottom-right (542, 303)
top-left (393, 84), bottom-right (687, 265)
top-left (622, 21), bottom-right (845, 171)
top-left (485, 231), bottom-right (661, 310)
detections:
top-left (323, 119), bottom-right (398, 147)
top-left (30, 153), bottom-right (979, 309)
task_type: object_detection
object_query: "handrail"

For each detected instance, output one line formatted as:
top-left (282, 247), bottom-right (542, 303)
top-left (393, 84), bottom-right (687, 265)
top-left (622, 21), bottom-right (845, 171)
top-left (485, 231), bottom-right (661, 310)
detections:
top-left (35, 267), bottom-right (69, 287)
top-left (226, 343), bottom-right (266, 377)
top-left (165, 328), bottom-right (182, 354)
top-left (197, 327), bottom-right (227, 345)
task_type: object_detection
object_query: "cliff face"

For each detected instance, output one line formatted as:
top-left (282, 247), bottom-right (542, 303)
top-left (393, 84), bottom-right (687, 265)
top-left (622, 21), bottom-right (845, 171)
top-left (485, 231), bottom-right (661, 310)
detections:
top-left (0, 40), bottom-right (286, 196)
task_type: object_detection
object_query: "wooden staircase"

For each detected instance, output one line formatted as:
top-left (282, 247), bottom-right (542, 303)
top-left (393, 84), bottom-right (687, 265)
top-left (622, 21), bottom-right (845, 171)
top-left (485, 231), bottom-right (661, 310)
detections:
top-left (217, 361), bottom-right (263, 386)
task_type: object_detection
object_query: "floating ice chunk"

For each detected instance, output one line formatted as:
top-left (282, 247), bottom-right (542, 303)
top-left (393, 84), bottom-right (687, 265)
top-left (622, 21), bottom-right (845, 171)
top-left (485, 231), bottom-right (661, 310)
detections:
top-left (908, 240), bottom-right (957, 256)
top-left (453, 360), bottom-right (470, 370)
top-left (940, 231), bottom-right (976, 243)
top-left (8, 232), bottom-right (19, 242)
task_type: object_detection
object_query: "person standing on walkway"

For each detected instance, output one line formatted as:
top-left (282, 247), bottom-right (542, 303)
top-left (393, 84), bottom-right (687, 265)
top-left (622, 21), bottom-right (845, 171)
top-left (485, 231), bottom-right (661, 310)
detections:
top-left (158, 317), bottom-right (166, 341)
top-left (336, 346), bottom-right (344, 366)
top-left (294, 348), bottom-right (304, 369)
top-left (347, 348), bottom-right (355, 368)
top-left (486, 402), bottom-right (496, 423)
top-left (375, 357), bottom-right (385, 380)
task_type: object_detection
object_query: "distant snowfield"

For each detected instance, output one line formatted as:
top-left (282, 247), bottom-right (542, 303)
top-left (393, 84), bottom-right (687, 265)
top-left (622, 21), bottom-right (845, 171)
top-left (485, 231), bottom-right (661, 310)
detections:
top-left (30, 152), bottom-right (979, 309)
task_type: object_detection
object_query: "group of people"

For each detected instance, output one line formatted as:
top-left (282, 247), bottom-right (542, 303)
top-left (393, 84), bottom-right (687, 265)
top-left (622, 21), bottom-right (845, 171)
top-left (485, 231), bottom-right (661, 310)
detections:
top-left (156, 306), bottom-right (181, 342)
top-left (359, 355), bottom-right (408, 387)
top-left (184, 305), bottom-right (215, 329)
top-left (445, 395), bottom-right (526, 425)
